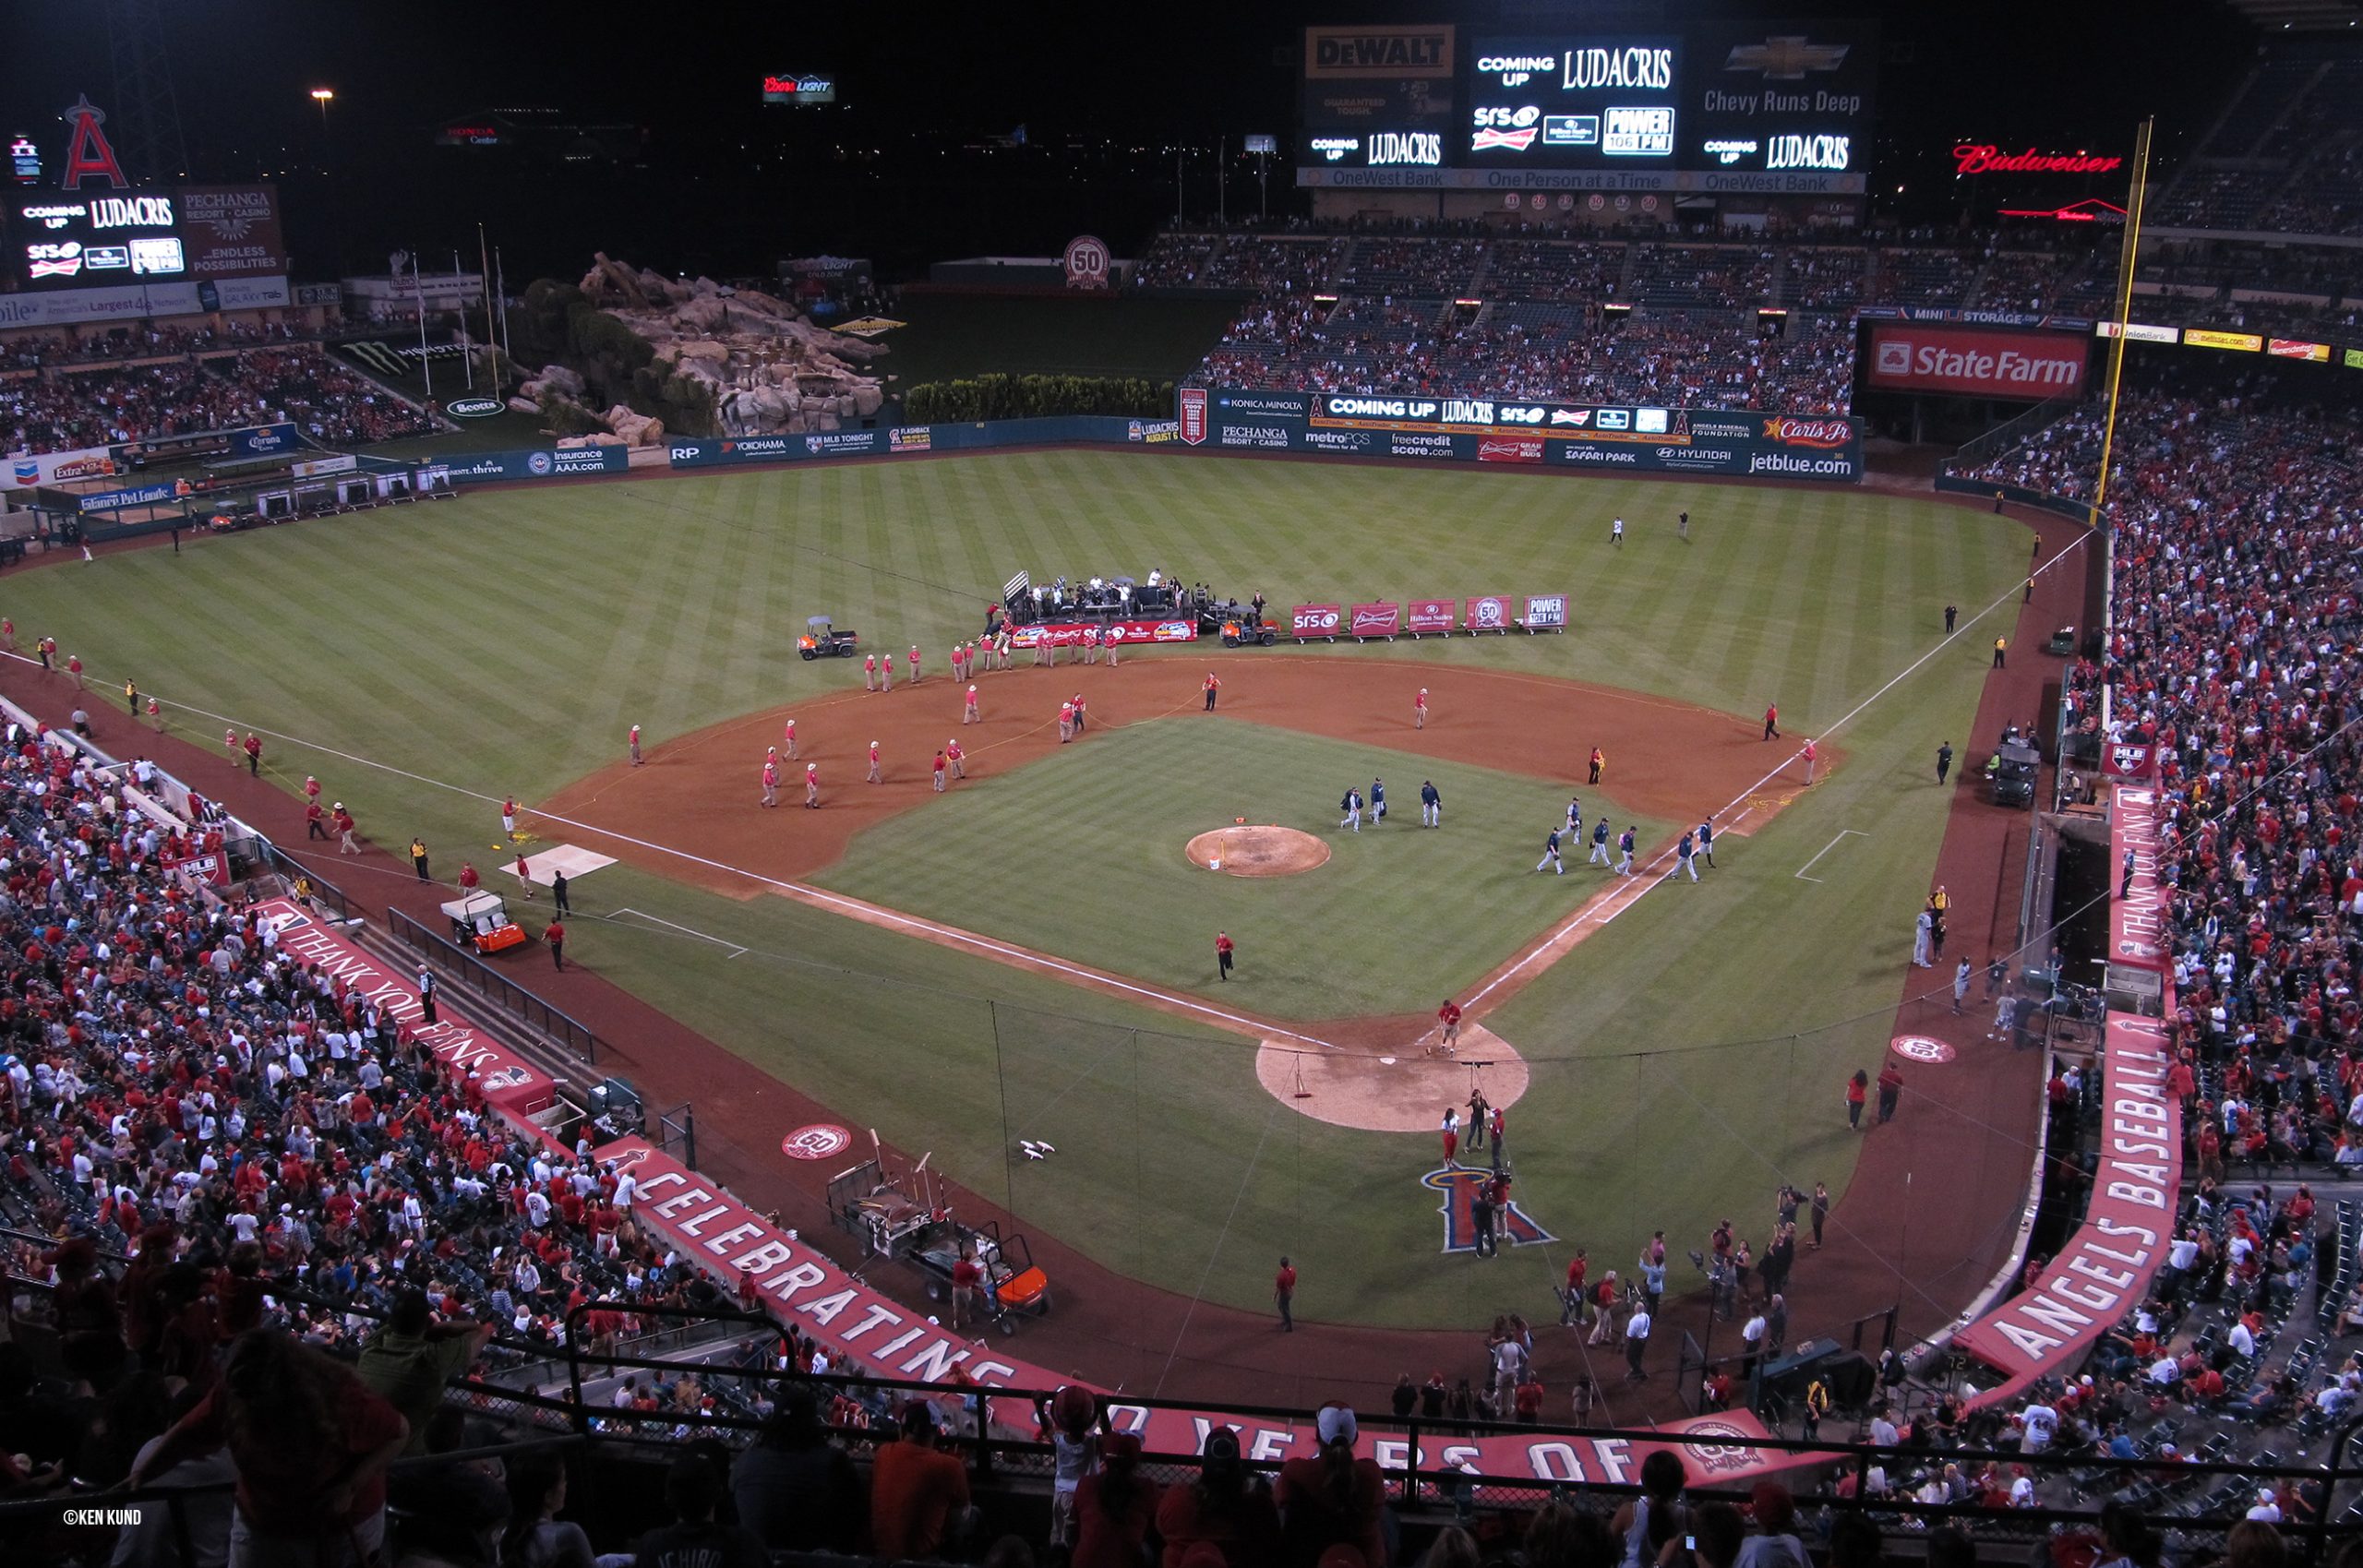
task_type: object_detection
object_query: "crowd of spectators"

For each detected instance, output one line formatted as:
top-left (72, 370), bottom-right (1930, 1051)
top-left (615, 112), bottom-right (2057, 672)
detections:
top-left (1, 319), bottom-right (304, 372)
top-left (0, 344), bottom-right (433, 455)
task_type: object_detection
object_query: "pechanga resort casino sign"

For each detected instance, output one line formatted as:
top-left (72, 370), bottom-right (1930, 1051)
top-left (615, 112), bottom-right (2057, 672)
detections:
top-left (1951, 144), bottom-right (2123, 176)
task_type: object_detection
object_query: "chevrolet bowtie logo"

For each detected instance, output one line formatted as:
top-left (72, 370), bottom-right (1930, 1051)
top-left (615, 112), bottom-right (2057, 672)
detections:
top-left (1723, 36), bottom-right (1850, 79)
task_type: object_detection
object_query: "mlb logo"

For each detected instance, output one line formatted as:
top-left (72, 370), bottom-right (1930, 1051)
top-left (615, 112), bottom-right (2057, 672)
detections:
top-left (1876, 339), bottom-right (1913, 375)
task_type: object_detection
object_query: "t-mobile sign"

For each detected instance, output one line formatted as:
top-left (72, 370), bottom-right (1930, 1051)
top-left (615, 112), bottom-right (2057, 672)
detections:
top-left (1865, 324), bottom-right (2088, 401)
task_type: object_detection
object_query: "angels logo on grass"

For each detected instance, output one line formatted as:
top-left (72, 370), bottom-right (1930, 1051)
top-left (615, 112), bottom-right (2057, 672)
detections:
top-left (1889, 1034), bottom-right (1958, 1064)
top-left (1422, 1167), bottom-right (1555, 1253)
top-left (782, 1123), bottom-right (854, 1161)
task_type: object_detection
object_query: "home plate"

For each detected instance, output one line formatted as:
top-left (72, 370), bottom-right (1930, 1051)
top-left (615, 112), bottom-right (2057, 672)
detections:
top-left (1379, 1056), bottom-right (1397, 1065)
top-left (513, 844), bottom-right (618, 887)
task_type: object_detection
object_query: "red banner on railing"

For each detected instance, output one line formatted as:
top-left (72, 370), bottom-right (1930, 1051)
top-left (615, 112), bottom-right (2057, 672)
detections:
top-left (1954, 1011), bottom-right (2179, 1391)
top-left (1009, 618), bottom-right (1198, 649)
top-left (2108, 782), bottom-right (2168, 974)
top-left (603, 1135), bottom-right (1789, 1485)
top-left (1291, 603), bottom-right (1344, 639)
top-left (1350, 601), bottom-right (1401, 638)
top-left (1407, 599), bottom-right (1457, 635)
top-left (252, 897), bottom-right (557, 1118)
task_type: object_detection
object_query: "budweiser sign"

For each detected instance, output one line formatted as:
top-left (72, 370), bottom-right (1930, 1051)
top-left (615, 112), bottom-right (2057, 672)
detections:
top-left (1350, 602), bottom-right (1401, 638)
top-left (1759, 415), bottom-right (1853, 449)
top-left (1952, 144), bottom-right (2124, 176)
top-left (1476, 437), bottom-right (1542, 463)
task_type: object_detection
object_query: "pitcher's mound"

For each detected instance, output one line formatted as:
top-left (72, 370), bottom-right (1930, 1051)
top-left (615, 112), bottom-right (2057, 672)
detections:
top-left (1186, 826), bottom-right (1330, 877)
top-left (1257, 1023), bottom-right (1529, 1131)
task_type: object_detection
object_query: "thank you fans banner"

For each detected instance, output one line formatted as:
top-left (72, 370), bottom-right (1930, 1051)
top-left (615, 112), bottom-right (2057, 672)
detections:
top-left (1182, 389), bottom-right (1861, 482)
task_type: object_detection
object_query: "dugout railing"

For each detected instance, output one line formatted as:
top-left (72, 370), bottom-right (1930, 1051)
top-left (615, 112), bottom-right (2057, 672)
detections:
top-left (388, 903), bottom-right (606, 1066)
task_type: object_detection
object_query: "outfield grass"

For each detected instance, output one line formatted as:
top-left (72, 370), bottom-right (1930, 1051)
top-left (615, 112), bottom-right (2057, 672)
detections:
top-left (0, 452), bottom-right (2027, 1325)
top-left (814, 718), bottom-right (1667, 1021)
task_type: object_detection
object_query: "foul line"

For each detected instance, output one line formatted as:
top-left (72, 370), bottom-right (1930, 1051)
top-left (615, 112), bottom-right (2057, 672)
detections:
top-left (1465, 539), bottom-right (2086, 1011)
top-left (1793, 829), bottom-right (1868, 884)
top-left (612, 906), bottom-right (748, 959)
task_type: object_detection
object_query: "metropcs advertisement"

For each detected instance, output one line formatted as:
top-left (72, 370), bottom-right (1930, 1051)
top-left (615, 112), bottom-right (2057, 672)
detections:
top-left (1179, 388), bottom-right (1862, 483)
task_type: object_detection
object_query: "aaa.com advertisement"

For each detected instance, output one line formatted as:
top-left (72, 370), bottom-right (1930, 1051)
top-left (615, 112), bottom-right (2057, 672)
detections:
top-left (1863, 323), bottom-right (2088, 401)
top-left (1183, 388), bottom-right (1860, 482)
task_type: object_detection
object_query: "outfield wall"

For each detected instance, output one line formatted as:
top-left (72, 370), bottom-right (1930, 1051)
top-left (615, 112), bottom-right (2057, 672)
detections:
top-left (433, 394), bottom-right (1863, 486)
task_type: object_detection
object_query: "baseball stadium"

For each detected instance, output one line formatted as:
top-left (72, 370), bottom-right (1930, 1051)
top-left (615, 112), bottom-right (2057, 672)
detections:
top-left (0, 4), bottom-right (2358, 1565)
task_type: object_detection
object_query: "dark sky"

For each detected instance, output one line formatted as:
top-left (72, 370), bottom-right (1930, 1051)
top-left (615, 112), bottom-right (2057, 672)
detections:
top-left (0, 0), bottom-right (2273, 276)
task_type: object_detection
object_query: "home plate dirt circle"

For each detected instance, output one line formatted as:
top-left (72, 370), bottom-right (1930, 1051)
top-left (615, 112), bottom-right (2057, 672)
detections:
top-left (1256, 1023), bottom-right (1529, 1131)
top-left (1185, 826), bottom-right (1331, 877)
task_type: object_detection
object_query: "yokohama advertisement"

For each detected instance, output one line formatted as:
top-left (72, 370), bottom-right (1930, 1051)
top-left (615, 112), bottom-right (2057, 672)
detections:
top-left (1864, 323), bottom-right (2089, 401)
top-left (1009, 619), bottom-right (1197, 648)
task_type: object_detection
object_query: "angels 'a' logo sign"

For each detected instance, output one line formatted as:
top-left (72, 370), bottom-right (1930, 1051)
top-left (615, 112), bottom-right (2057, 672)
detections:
top-left (1422, 1167), bottom-right (1555, 1253)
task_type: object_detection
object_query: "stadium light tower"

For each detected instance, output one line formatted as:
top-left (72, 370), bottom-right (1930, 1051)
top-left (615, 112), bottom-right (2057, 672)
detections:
top-left (102, 0), bottom-right (191, 180)
top-left (311, 88), bottom-right (335, 129)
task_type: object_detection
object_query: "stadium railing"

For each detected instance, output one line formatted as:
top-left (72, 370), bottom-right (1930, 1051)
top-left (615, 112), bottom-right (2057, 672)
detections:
top-left (387, 904), bottom-right (605, 1067)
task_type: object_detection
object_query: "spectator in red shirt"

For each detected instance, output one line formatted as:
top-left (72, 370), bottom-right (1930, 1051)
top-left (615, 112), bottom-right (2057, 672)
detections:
top-left (1156, 1429), bottom-right (1282, 1568)
top-left (1074, 1432), bottom-right (1161, 1568)
top-left (870, 1401), bottom-right (973, 1558)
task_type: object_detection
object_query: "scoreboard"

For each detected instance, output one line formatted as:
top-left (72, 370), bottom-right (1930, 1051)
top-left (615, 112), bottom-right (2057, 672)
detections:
top-left (10, 191), bottom-right (184, 289)
top-left (1300, 18), bottom-right (1877, 190)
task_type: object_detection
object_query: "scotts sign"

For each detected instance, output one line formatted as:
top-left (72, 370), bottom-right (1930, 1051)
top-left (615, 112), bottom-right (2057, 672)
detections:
top-left (444, 396), bottom-right (501, 419)
top-left (1864, 324), bottom-right (2089, 402)
top-left (1951, 145), bottom-right (2124, 176)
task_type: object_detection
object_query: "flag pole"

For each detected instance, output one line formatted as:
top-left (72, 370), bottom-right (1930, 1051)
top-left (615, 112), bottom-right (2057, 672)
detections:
top-left (414, 253), bottom-right (433, 401)
top-left (454, 248), bottom-right (474, 389)
top-left (479, 223), bottom-right (500, 401)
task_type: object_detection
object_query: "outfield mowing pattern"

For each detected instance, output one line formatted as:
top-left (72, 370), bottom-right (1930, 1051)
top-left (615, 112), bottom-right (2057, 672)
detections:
top-left (0, 452), bottom-right (2028, 1325)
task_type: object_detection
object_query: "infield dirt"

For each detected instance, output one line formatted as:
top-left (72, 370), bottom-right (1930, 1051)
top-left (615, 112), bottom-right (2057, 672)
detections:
top-left (537, 654), bottom-right (1812, 898)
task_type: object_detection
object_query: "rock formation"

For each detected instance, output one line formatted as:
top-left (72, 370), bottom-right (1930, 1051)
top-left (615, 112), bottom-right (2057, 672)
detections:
top-left (559, 253), bottom-right (887, 437)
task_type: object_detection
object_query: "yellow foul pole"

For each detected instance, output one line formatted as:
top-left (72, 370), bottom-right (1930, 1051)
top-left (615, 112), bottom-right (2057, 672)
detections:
top-left (2090, 116), bottom-right (2153, 528)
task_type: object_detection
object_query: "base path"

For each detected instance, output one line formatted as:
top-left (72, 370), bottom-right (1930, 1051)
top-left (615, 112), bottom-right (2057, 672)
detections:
top-left (1187, 825), bottom-right (1329, 877)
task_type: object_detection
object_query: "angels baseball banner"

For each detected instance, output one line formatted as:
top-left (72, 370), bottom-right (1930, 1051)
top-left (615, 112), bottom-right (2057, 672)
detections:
top-left (1349, 601), bottom-right (1402, 638)
top-left (1407, 599), bottom-right (1457, 635)
top-left (1953, 1011), bottom-right (2179, 1395)
top-left (1291, 603), bottom-right (1344, 639)
top-left (1464, 595), bottom-right (1514, 634)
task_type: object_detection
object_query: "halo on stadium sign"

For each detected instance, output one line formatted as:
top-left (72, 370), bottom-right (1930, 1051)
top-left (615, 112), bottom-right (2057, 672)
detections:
top-left (1889, 1034), bottom-right (1957, 1064)
top-left (782, 1123), bottom-right (854, 1160)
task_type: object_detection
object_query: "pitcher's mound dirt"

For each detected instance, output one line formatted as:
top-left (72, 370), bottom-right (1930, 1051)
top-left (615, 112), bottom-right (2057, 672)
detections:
top-left (1256, 1023), bottom-right (1529, 1131)
top-left (1186, 825), bottom-right (1330, 877)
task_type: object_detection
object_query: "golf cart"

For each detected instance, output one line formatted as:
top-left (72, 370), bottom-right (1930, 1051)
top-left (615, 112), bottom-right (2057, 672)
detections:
top-left (1988, 738), bottom-right (2041, 808)
top-left (1220, 616), bottom-right (1277, 648)
top-left (797, 616), bottom-right (860, 661)
top-left (910, 1218), bottom-right (1052, 1335)
top-left (442, 890), bottom-right (529, 955)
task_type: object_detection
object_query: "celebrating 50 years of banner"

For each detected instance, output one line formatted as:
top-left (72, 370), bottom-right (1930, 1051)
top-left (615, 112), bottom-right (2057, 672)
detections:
top-left (1176, 388), bottom-right (1862, 482)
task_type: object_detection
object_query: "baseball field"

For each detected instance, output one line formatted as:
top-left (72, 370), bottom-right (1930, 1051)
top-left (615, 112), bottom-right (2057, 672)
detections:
top-left (7, 449), bottom-right (2031, 1337)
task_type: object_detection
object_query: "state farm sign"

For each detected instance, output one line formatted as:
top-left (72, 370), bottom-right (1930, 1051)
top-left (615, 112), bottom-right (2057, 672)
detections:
top-left (1865, 324), bottom-right (2088, 401)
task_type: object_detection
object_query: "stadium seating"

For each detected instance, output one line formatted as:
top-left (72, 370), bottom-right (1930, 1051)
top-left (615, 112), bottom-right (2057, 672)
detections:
top-left (0, 343), bottom-right (433, 456)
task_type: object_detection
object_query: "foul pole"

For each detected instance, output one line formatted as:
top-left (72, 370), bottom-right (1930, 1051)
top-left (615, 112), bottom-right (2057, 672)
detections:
top-left (2089, 116), bottom-right (2153, 527)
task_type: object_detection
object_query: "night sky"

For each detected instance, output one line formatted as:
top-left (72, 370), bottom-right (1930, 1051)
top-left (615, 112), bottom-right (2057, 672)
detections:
top-left (0, 0), bottom-right (2271, 280)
